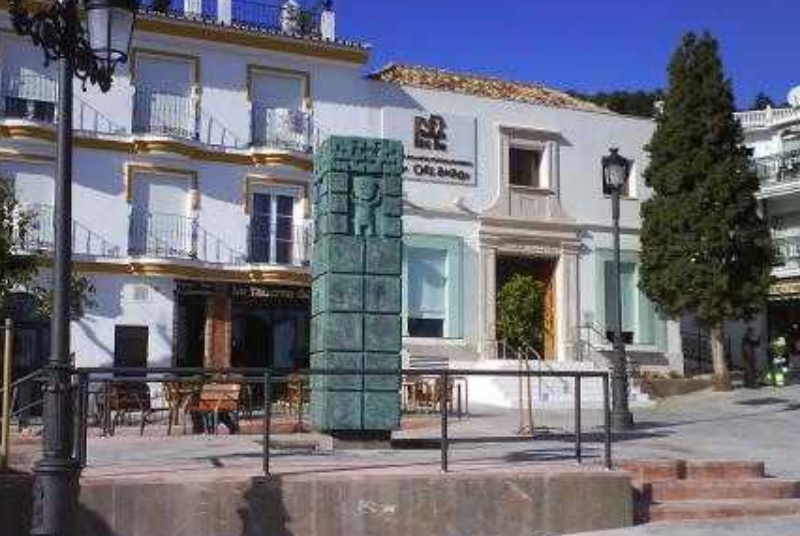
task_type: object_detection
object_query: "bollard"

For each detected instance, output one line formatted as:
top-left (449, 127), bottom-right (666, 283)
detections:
top-left (574, 375), bottom-right (582, 463)
top-left (1, 319), bottom-right (13, 471)
top-left (263, 371), bottom-right (272, 476)
top-left (440, 370), bottom-right (449, 473)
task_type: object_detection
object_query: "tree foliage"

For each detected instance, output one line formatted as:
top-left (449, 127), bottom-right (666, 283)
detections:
top-left (751, 92), bottom-right (775, 110)
top-left (496, 274), bottom-right (546, 351)
top-left (569, 89), bottom-right (664, 118)
top-left (640, 32), bottom-right (772, 329)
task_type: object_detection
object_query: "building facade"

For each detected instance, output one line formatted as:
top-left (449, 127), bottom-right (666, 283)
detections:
top-left (736, 88), bottom-right (800, 358)
top-left (3, 1), bottom-right (684, 398)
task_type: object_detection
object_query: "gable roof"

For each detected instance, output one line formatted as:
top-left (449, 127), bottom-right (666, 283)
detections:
top-left (370, 63), bottom-right (611, 114)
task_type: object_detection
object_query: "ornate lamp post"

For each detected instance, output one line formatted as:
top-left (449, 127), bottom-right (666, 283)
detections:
top-left (602, 148), bottom-right (635, 432)
top-left (7, 0), bottom-right (137, 534)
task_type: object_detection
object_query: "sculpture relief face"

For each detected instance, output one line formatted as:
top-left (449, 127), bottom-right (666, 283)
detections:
top-left (354, 176), bottom-right (380, 201)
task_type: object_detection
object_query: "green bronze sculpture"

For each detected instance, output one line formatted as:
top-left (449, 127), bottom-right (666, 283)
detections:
top-left (310, 136), bottom-right (404, 437)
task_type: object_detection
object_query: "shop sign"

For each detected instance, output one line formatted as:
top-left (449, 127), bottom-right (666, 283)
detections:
top-left (175, 280), bottom-right (216, 296)
top-left (382, 108), bottom-right (477, 185)
top-left (231, 284), bottom-right (310, 303)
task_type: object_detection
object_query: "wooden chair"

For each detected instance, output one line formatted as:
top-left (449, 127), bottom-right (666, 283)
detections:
top-left (185, 382), bottom-right (242, 434)
top-left (98, 382), bottom-right (151, 436)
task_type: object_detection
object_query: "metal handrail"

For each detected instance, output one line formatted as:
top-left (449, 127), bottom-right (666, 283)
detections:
top-left (72, 365), bottom-right (614, 473)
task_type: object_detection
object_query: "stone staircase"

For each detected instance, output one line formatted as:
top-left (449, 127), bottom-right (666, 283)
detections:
top-left (621, 459), bottom-right (800, 523)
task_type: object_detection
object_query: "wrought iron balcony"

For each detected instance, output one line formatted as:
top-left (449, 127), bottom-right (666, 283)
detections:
top-left (13, 203), bottom-right (121, 257)
top-left (128, 210), bottom-right (247, 264)
top-left (140, 0), bottom-right (325, 37)
top-left (132, 86), bottom-right (199, 140)
top-left (754, 148), bottom-right (800, 190)
top-left (251, 105), bottom-right (313, 152)
top-left (248, 215), bottom-right (312, 266)
top-left (774, 234), bottom-right (800, 268)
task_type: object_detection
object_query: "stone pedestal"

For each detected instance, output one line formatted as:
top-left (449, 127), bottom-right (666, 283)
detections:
top-left (310, 136), bottom-right (404, 435)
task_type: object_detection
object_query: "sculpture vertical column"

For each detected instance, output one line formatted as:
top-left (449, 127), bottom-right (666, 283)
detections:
top-left (310, 137), bottom-right (404, 439)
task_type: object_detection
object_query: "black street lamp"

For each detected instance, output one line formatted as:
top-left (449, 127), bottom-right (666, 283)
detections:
top-left (602, 148), bottom-right (635, 432)
top-left (7, 0), bottom-right (137, 534)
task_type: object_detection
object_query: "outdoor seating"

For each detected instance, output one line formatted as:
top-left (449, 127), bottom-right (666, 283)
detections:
top-left (96, 382), bottom-right (152, 436)
top-left (183, 382), bottom-right (242, 435)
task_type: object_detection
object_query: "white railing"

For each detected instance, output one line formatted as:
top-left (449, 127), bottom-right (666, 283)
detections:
top-left (736, 106), bottom-right (800, 129)
top-left (251, 105), bottom-right (313, 153)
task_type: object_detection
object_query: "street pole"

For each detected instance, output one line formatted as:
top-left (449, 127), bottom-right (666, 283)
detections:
top-left (31, 1), bottom-right (80, 533)
top-left (610, 186), bottom-right (634, 431)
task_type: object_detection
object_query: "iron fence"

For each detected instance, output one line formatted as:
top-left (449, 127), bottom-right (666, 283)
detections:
top-left (66, 366), bottom-right (614, 475)
top-left (132, 87), bottom-right (199, 140)
top-left (128, 210), bottom-right (197, 259)
top-left (251, 105), bottom-right (313, 152)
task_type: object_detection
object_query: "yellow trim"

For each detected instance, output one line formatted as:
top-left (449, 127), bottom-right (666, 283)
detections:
top-left (130, 47), bottom-right (201, 87)
top-left (68, 259), bottom-right (311, 286)
top-left (135, 16), bottom-right (369, 65)
top-left (246, 64), bottom-right (312, 106)
top-left (243, 174), bottom-right (311, 216)
top-left (0, 149), bottom-right (54, 164)
top-left (251, 152), bottom-right (313, 171)
top-left (124, 163), bottom-right (200, 209)
top-left (0, 122), bottom-right (314, 170)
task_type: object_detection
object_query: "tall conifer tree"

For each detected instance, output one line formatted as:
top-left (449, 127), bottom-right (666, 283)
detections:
top-left (640, 32), bottom-right (772, 390)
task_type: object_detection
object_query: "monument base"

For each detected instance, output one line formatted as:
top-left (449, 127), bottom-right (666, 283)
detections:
top-left (330, 430), bottom-right (392, 450)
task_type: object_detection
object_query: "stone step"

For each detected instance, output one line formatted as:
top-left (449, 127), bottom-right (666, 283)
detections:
top-left (685, 461), bottom-right (765, 480)
top-left (649, 499), bottom-right (800, 522)
top-left (619, 460), bottom-right (766, 484)
top-left (649, 479), bottom-right (800, 502)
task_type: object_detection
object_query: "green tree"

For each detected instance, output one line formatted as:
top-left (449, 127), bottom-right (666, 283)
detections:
top-left (752, 92), bottom-right (775, 110)
top-left (496, 274), bottom-right (546, 354)
top-left (640, 32), bottom-right (773, 390)
top-left (0, 179), bottom-right (96, 320)
top-left (569, 89), bottom-right (664, 118)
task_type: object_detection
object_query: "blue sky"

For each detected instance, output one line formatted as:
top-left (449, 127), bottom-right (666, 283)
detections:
top-left (334, 0), bottom-right (797, 109)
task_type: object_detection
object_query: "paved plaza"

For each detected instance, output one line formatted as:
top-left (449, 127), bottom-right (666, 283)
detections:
top-left (571, 516), bottom-right (800, 536)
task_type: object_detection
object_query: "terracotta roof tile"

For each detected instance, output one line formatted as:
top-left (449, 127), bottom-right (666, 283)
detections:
top-left (370, 63), bottom-right (611, 114)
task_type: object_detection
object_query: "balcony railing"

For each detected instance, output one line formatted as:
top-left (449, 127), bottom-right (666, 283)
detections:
top-left (737, 107), bottom-right (800, 129)
top-left (0, 71), bottom-right (127, 134)
top-left (251, 105), bottom-right (313, 152)
top-left (248, 215), bottom-right (312, 266)
top-left (129, 210), bottom-right (197, 259)
top-left (774, 235), bottom-right (800, 268)
top-left (754, 148), bottom-right (800, 188)
top-left (128, 210), bottom-right (250, 265)
top-left (132, 87), bottom-right (199, 140)
top-left (13, 203), bottom-right (121, 257)
top-left (140, 0), bottom-right (324, 37)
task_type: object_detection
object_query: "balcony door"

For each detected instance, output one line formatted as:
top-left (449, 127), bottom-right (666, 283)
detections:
top-left (130, 174), bottom-right (193, 258)
top-left (249, 192), bottom-right (295, 264)
top-left (134, 55), bottom-right (196, 139)
top-left (250, 69), bottom-right (308, 150)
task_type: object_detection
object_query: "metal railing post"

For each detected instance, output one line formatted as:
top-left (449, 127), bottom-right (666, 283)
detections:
top-left (263, 370), bottom-right (271, 476)
top-left (574, 375), bottom-right (582, 464)
top-left (440, 370), bottom-right (449, 473)
top-left (1, 318), bottom-right (13, 471)
top-left (603, 374), bottom-right (612, 470)
top-left (77, 373), bottom-right (89, 468)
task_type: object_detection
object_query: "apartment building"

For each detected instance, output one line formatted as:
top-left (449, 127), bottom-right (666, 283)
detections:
top-left (736, 88), bottom-right (800, 355)
top-left (4, 1), bottom-right (684, 404)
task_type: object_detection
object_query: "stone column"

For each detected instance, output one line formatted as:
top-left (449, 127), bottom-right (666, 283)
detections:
top-left (557, 247), bottom-right (580, 362)
top-left (310, 137), bottom-right (404, 438)
top-left (205, 284), bottom-right (231, 368)
top-left (480, 246), bottom-right (498, 359)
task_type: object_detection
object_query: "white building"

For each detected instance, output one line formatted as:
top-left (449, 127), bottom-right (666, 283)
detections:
top-left (2, 1), bottom-right (684, 403)
top-left (735, 88), bottom-right (800, 360)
